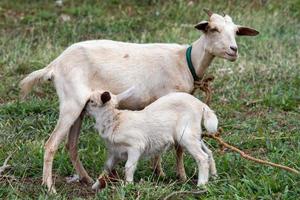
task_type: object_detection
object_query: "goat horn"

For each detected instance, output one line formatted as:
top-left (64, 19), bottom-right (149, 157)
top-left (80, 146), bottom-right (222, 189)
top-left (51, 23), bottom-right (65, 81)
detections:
top-left (203, 8), bottom-right (213, 17)
top-left (222, 11), bottom-right (226, 17)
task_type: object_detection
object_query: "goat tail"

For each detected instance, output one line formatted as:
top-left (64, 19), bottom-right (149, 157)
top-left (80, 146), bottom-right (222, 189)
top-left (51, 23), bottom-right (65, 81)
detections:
top-left (202, 104), bottom-right (218, 134)
top-left (19, 62), bottom-right (54, 99)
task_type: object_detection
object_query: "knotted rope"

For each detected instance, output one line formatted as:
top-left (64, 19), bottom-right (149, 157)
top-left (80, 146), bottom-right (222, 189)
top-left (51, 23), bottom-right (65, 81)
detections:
top-left (192, 74), bottom-right (215, 105)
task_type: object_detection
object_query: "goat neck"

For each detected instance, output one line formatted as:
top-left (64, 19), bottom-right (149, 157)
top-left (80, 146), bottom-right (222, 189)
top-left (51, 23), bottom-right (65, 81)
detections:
top-left (191, 37), bottom-right (215, 78)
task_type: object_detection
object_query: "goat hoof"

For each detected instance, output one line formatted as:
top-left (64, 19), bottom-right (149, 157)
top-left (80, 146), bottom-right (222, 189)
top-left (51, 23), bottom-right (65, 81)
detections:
top-left (80, 176), bottom-right (94, 185)
top-left (66, 174), bottom-right (80, 183)
top-left (211, 174), bottom-right (218, 180)
top-left (66, 174), bottom-right (94, 185)
top-left (48, 186), bottom-right (57, 194)
top-left (42, 179), bottom-right (57, 194)
top-left (177, 175), bottom-right (187, 182)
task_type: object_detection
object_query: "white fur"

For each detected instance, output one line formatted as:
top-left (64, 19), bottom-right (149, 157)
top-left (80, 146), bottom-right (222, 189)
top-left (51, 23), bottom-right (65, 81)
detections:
top-left (87, 91), bottom-right (218, 188)
top-left (203, 105), bottom-right (218, 133)
top-left (19, 12), bottom-right (258, 192)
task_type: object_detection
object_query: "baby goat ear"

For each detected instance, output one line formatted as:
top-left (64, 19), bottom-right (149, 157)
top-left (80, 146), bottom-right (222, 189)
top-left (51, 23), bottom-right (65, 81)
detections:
top-left (195, 21), bottom-right (209, 32)
top-left (237, 26), bottom-right (259, 36)
top-left (101, 91), bottom-right (111, 104)
top-left (116, 86), bottom-right (135, 103)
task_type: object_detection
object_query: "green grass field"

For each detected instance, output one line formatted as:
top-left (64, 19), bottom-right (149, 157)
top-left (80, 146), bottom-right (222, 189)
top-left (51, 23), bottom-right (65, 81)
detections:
top-left (0, 0), bottom-right (300, 199)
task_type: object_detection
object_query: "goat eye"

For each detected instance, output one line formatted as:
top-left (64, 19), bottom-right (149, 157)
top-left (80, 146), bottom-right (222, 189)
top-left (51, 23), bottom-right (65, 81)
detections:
top-left (90, 100), bottom-right (94, 104)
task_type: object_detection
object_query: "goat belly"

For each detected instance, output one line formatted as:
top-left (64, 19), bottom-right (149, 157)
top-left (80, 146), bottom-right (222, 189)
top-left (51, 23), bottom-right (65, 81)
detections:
top-left (106, 142), bottom-right (129, 160)
top-left (142, 140), bottom-right (174, 158)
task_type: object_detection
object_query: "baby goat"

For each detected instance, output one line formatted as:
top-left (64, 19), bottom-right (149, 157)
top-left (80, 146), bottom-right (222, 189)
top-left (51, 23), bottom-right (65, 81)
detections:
top-left (86, 88), bottom-right (218, 189)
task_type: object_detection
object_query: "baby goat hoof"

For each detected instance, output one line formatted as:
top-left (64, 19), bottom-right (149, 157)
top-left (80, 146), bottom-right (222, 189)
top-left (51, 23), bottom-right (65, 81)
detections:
top-left (154, 168), bottom-right (165, 177)
top-left (211, 174), bottom-right (218, 180)
top-left (92, 178), bottom-right (107, 190)
top-left (197, 184), bottom-right (208, 191)
top-left (92, 180), bottom-right (100, 190)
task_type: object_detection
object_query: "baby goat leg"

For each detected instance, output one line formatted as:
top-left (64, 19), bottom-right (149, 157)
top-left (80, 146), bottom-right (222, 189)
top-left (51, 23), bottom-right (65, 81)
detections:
top-left (152, 155), bottom-right (165, 177)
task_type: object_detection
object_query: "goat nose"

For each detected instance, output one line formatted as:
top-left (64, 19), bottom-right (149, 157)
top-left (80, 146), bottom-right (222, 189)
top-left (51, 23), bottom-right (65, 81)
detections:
top-left (230, 46), bottom-right (238, 52)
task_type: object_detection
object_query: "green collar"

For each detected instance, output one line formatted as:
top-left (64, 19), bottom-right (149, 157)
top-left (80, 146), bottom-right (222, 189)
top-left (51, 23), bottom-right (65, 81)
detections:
top-left (186, 46), bottom-right (200, 81)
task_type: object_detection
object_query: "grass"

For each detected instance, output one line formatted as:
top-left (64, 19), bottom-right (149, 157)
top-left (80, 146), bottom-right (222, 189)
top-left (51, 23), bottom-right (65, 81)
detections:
top-left (0, 0), bottom-right (299, 199)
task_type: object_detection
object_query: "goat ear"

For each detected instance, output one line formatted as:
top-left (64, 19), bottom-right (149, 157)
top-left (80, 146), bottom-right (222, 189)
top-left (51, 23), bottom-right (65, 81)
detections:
top-left (237, 26), bottom-right (259, 36)
top-left (195, 21), bottom-right (209, 32)
top-left (101, 91), bottom-right (111, 104)
top-left (116, 86), bottom-right (135, 103)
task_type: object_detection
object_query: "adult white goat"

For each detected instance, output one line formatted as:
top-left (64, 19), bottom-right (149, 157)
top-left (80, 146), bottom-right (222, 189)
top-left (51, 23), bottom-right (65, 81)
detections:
top-left (86, 89), bottom-right (218, 189)
top-left (20, 10), bottom-right (258, 192)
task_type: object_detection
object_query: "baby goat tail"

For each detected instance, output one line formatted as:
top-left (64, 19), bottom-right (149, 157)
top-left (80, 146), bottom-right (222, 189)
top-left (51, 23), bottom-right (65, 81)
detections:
top-left (202, 105), bottom-right (218, 134)
top-left (19, 62), bottom-right (54, 99)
